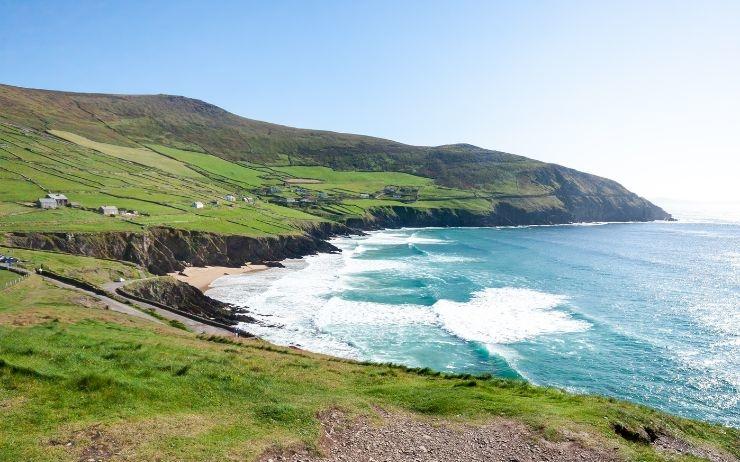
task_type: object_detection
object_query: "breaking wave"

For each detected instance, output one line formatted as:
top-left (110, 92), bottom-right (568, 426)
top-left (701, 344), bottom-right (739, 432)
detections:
top-left (433, 287), bottom-right (590, 344)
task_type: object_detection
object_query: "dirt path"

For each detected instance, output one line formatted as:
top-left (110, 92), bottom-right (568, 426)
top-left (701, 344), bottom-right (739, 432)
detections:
top-left (259, 410), bottom-right (622, 462)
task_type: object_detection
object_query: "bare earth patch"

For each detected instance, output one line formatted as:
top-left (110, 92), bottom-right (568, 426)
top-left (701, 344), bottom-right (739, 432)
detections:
top-left (653, 434), bottom-right (738, 462)
top-left (259, 409), bottom-right (622, 462)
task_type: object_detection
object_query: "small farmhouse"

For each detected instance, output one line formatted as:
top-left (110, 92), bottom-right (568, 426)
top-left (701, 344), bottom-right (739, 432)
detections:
top-left (192, 201), bottom-right (204, 209)
top-left (359, 193), bottom-right (370, 199)
top-left (37, 198), bottom-right (58, 209)
top-left (46, 193), bottom-right (69, 207)
top-left (99, 205), bottom-right (118, 216)
top-left (242, 196), bottom-right (255, 204)
top-left (224, 194), bottom-right (236, 202)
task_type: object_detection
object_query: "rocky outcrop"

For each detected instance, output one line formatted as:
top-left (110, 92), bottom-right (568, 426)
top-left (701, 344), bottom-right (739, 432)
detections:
top-left (122, 276), bottom-right (254, 325)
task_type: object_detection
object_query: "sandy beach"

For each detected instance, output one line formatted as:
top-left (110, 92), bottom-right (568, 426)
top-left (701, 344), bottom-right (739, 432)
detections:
top-left (169, 264), bottom-right (268, 292)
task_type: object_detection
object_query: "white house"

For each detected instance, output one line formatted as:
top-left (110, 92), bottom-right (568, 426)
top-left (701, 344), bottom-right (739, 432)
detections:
top-left (192, 201), bottom-right (204, 209)
top-left (242, 196), bottom-right (255, 204)
top-left (359, 193), bottom-right (370, 199)
top-left (99, 205), bottom-right (118, 216)
top-left (46, 193), bottom-right (69, 206)
top-left (224, 194), bottom-right (236, 202)
top-left (37, 198), bottom-right (58, 209)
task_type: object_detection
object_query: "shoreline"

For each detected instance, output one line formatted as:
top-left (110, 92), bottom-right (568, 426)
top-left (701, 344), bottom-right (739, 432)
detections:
top-left (168, 264), bottom-right (268, 292)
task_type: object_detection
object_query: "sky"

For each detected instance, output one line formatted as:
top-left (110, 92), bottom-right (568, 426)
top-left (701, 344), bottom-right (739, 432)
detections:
top-left (1, 0), bottom-right (738, 202)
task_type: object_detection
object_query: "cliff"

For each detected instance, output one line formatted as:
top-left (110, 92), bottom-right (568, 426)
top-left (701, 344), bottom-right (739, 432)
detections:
top-left (2, 199), bottom-right (669, 277)
top-left (2, 222), bottom-right (349, 275)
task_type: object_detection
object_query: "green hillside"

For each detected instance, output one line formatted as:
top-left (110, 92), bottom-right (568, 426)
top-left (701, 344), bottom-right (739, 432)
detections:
top-left (0, 83), bottom-right (669, 224)
top-left (0, 83), bottom-right (671, 237)
top-left (0, 121), bottom-right (503, 236)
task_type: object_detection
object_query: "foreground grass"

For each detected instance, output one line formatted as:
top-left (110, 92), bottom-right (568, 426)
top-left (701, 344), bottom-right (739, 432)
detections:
top-left (0, 277), bottom-right (737, 461)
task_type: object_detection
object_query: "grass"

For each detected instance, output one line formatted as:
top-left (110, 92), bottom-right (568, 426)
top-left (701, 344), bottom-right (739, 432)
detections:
top-left (0, 124), bottom-right (324, 235)
top-left (0, 246), bottom-right (150, 286)
top-left (147, 144), bottom-right (268, 189)
top-left (0, 122), bottom-right (532, 236)
top-left (50, 130), bottom-right (203, 178)
top-left (0, 276), bottom-right (737, 461)
top-left (0, 268), bottom-right (20, 287)
top-left (273, 165), bottom-right (432, 192)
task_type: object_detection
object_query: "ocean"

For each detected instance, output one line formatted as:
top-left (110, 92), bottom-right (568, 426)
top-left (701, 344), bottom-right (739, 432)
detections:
top-left (207, 205), bottom-right (740, 427)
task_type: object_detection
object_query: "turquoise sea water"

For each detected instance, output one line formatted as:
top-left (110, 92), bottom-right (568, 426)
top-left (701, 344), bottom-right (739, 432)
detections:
top-left (208, 217), bottom-right (740, 427)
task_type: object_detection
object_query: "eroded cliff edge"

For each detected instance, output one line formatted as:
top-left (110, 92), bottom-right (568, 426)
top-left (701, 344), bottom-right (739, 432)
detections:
top-left (3, 199), bottom-right (671, 276)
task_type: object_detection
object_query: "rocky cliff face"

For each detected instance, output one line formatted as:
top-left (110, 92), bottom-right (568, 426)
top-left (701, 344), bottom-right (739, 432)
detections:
top-left (3, 222), bottom-right (350, 275)
top-left (349, 197), bottom-right (670, 229)
top-left (122, 276), bottom-right (254, 325)
top-left (2, 201), bottom-right (669, 276)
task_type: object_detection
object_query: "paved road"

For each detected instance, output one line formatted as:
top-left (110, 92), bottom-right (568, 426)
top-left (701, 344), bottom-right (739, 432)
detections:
top-left (41, 276), bottom-right (163, 323)
top-left (101, 279), bottom-right (233, 336)
top-left (36, 273), bottom-right (233, 336)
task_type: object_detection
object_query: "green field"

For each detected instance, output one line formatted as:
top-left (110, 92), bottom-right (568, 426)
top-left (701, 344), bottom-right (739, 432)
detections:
top-left (0, 268), bottom-right (20, 287)
top-left (0, 123), bottom-right (517, 236)
top-left (0, 124), bottom-right (336, 236)
top-left (0, 247), bottom-right (150, 287)
top-left (51, 131), bottom-right (204, 179)
top-left (1, 276), bottom-right (736, 461)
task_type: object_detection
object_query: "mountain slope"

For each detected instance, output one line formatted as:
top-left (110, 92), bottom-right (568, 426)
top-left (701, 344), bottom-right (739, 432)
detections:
top-left (0, 83), bottom-right (670, 222)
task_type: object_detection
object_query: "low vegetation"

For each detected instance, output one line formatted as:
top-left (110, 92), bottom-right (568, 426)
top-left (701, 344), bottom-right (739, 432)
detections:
top-left (1, 276), bottom-right (737, 461)
top-left (0, 246), bottom-right (150, 287)
top-left (0, 121), bottom-right (514, 237)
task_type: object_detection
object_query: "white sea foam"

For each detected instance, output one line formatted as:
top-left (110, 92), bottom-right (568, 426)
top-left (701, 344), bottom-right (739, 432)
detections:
top-left (208, 233), bottom-right (587, 362)
top-left (433, 287), bottom-right (590, 344)
top-left (355, 231), bottom-right (450, 247)
top-left (207, 247), bottom-right (440, 358)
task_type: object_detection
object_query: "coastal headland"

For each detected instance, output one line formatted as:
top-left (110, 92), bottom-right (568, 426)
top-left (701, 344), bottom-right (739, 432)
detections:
top-left (1, 84), bottom-right (736, 462)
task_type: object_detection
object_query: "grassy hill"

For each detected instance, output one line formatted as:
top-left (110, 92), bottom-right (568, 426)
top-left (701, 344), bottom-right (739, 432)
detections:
top-left (0, 83), bottom-right (669, 240)
top-left (0, 83), bottom-right (669, 223)
top-left (0, 121), bottom-right (498, 236)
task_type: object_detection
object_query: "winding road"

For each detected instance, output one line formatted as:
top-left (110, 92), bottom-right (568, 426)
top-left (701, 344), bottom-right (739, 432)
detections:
top-left (23, 268), bottom-right (234, 336)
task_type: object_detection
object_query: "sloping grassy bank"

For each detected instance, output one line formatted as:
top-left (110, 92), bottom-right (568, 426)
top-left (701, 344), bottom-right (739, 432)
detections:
top-left (0, 276), bottom-right (737, 461)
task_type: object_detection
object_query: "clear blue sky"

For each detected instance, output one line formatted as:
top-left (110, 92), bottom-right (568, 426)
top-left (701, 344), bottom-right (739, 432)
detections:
top-left (2, 0), bottom-right (738, 201)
